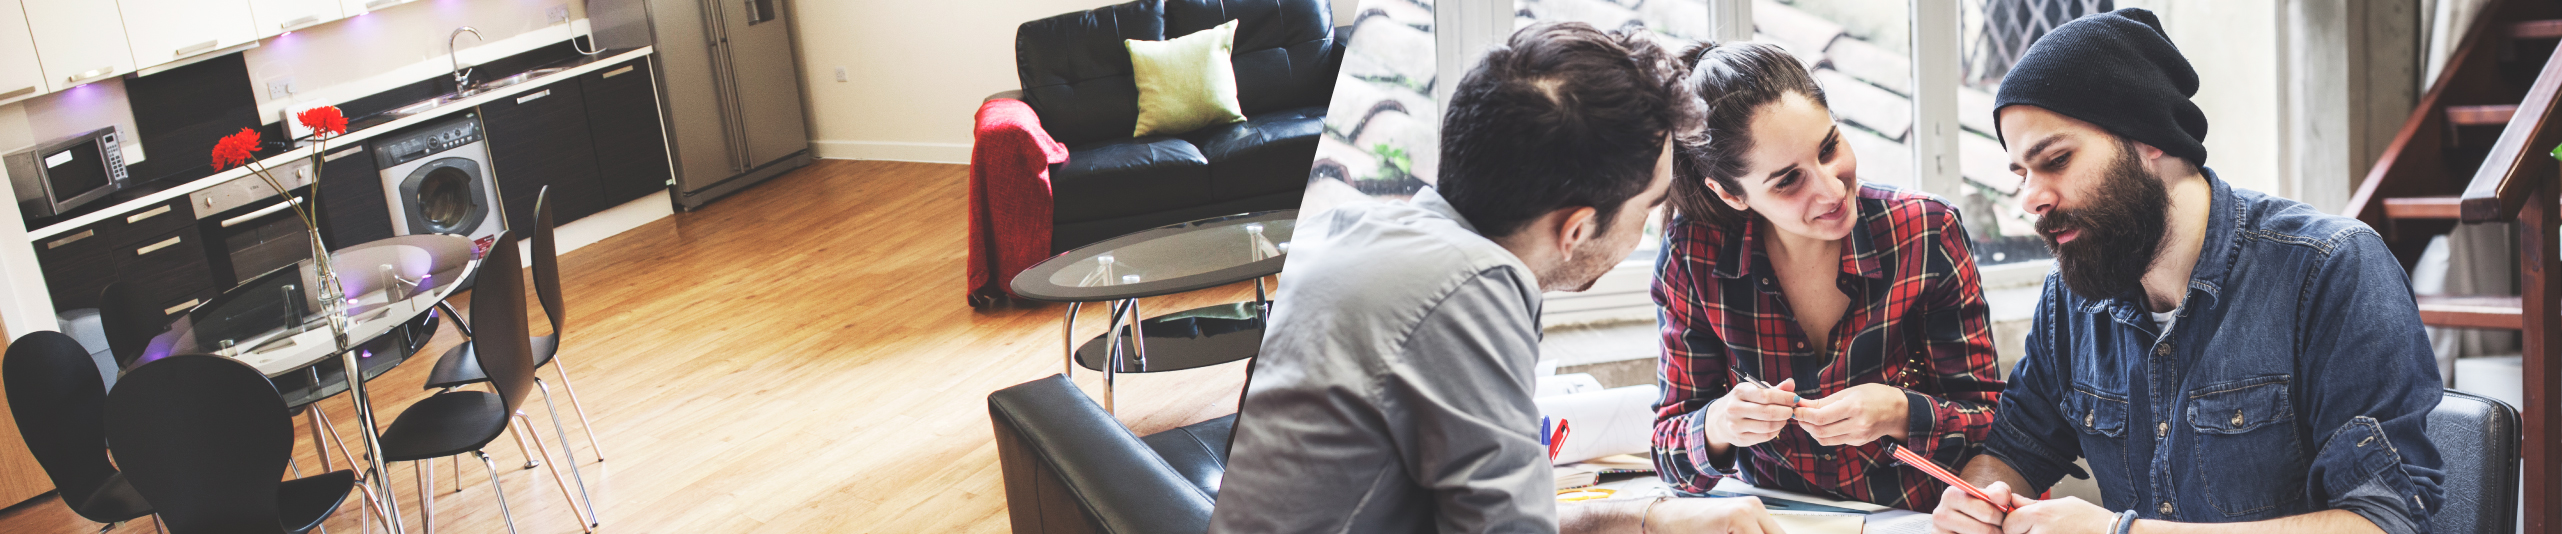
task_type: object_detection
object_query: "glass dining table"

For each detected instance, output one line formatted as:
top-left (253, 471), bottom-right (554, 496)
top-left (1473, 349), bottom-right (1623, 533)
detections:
top-left (1009, 210), bottom-right (1293, 413)
top-left (131, 233), bottom-right (482, 532)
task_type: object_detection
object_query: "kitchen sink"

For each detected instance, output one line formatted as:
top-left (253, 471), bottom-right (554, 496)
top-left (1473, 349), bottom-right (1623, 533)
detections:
top-left (376, 67), bottom-right (573, 119)
top-left (472, 68), bottom-right (569, 93)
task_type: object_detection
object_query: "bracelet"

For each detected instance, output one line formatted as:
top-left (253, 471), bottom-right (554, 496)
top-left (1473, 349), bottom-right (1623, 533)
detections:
top-left (1637, 496), bottom-right (1670, 534)
top-left (2113, 510), bottom-right (2139, 534)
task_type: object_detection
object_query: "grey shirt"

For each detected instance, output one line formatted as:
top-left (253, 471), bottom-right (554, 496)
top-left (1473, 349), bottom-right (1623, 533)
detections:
top-left (1209, 189), bottom-right (1559, 534)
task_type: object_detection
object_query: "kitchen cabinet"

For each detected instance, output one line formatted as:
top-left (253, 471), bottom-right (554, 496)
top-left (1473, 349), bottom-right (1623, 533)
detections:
top-left (342, 0), bottom-right (411, 16)
top-left (480, 84), bottom-right (606, 230)
top-left (579, 58), bottom-right (672, 207)
top-left (116, 0), bottom-right (259, 72)
top-left (0, 0), bottom-right (46, 106)
top-left (314, 143), bottom-right (392, 250)
top-left (23, 0), bottom-right (135, 88)
top-left (248, 0), bottom-right (344, 37)
top-left (36, 196), bottom-right (213, 314)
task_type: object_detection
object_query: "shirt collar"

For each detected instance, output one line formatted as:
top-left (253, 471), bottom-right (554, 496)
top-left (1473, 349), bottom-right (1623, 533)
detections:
top-left (1708, 192), bottom-right (1888, 281)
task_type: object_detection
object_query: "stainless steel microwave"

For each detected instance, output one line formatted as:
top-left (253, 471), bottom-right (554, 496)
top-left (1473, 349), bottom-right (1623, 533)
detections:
top-left (4, 127), bottom-right (129, 219)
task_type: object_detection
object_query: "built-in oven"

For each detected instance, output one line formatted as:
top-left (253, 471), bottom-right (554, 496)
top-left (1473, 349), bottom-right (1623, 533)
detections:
top-left (193, 158), bottom-right (317, 287)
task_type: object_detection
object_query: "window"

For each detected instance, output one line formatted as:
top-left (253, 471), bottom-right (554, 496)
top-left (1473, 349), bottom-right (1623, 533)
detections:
top-left (1304, 0), bottom-right (2076, 324)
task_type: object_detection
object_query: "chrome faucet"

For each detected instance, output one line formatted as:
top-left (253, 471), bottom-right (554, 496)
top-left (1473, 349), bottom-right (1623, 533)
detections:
top-left (449, 26), bottom-right (482, 90)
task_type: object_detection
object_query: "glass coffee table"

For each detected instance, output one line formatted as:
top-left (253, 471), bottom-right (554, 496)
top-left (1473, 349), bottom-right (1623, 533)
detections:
top-left (1009, 210), bottom-right (1293, 412)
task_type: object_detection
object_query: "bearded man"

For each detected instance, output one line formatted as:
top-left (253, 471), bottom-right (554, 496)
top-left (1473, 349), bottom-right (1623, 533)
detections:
top-left (1926, 8), bottom-right (2446, 534)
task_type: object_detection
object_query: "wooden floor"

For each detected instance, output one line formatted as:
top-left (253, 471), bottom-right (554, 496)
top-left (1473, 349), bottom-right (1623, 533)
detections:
top-left (0, 160), bottom-right (1258, 533)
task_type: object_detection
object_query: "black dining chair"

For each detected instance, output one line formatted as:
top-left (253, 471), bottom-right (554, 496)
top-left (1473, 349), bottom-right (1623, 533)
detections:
top-left (102, 354), bottom-right (355, 534)
top-left (97, 281), bottom-right (166, 370)
top-left (377, 230), bottom-right (593, 534)
top-left (2427, 388), bottom-right (2521, 534)
top-left (3, 331), bottom-right (157, 533)
top-left (420, 188), bottom-right (600, 522)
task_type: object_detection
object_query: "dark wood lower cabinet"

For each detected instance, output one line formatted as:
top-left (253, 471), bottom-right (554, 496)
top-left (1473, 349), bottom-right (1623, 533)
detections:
top-left (480, 83), bottom-right (607, 231)
top-left (582, 58), bottom-right (674, 207)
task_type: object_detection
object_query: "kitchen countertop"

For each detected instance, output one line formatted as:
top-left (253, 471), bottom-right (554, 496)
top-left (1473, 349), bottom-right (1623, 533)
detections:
top-left (25, 45), bottom-right (656, 242)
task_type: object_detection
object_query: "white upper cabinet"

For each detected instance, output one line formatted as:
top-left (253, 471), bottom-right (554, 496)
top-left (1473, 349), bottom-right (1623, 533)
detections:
top-left (342, 0), bottom-right (409, 17)
top-left (0, 0), bottom-right (48, 106)
top-left (116, 0), bottom-right (260, 71)
top-left (22, 0), bottom-right (135, 88)
top-left (248, 0), bottom-right (344, 38)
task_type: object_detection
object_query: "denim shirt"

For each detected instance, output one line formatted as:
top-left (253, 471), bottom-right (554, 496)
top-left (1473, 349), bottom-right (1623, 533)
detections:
top-left (1985, 171), bottom-right (2445, 534)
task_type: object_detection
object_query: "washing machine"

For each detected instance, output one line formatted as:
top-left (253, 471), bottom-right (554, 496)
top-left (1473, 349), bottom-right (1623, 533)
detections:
top-left (373, 114), bottom-right (507, 258)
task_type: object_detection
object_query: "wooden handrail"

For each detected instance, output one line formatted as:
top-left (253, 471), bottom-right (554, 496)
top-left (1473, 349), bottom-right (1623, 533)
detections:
top-left (2345, 0), bottom-right (2515, 227)
top-left (2461, 39), bottom-right (2562, 223)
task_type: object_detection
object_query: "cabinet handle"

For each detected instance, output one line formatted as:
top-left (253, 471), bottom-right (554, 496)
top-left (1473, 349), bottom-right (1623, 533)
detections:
top-left (602, 65), bottom-right (635, 79)
top-left (0, 86), bottom-right (32, 100)
top-left (125, 204), bottom-right (171, 224)
top-left (280, 15), bottom-right (320, 30)
top-left (516, 89), bottom-right (551, 104)
top-left (223, 198), bottom-right (302, 228)
top-left (324, 146), bottom-right (366, 162)
top-left (174, 40), bottom-right (220, 58)
top-left (135, 236), bottom-right (181, 256)
top-left (45, 230), bottom-right (93, 249)
top-left (163, 299), bottom-right (200, 315)
top-left (64, 67), bottom-right (116, 85)
top-left (365, 0), bottom-right (400, 10)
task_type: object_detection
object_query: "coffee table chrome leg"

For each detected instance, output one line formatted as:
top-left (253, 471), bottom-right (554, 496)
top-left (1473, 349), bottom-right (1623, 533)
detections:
top-left (1103, 299), bottom-right (1130, 413)
top-left (1127, 298), bottom-right (1146, 369)
top-left (1062, 301), bottom-right (1082, 380)
top-left (1254, 276), bottom-right (1270, 315)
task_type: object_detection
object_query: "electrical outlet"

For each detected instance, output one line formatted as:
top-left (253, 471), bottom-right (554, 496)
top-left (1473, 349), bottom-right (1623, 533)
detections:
top-left (548, 4), bottom-right (570, 24)
top-left (265, 77), bottom-right (296, 99)
top-left (834, 67), bottom-right (847, 82)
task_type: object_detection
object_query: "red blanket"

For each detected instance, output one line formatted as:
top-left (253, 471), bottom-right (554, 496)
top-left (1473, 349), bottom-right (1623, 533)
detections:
top-left (967, 98), bottom-right (1070, 307)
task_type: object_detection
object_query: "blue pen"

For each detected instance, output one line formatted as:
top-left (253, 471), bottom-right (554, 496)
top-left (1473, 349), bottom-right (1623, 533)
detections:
top-left (1540, 416), bottom-right (1552, 446)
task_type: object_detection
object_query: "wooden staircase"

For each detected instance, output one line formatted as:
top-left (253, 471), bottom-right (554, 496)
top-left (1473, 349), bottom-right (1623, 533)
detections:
top-left (2346, 0), bottom-right (2562, 531)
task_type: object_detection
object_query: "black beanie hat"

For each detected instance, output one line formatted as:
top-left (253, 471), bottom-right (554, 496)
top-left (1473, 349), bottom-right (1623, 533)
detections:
top-left (1994, 7), bottom-right (2209, 166)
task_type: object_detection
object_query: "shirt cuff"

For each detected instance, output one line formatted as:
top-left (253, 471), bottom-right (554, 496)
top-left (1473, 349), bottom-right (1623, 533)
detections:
top-left (1690, 408), bottom-right (1742, 475)
top-left (2314, 417), bottom-right (2435, 534)
top-left (1901, 389), bottom-right (1937, 455)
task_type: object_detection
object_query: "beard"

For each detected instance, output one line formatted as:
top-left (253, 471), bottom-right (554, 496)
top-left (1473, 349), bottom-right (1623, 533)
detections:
top-left (1548, 227), bottom-right (1633, 292)
top-left (2038, 143), bottom-right (2170, 301)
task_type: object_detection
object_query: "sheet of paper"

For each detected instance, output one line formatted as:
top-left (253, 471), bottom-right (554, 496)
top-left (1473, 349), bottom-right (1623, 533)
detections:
top-left (1536, 385), bottom-right (1659, 464)
top-left (1771, 511), bottom-right (1864, 534)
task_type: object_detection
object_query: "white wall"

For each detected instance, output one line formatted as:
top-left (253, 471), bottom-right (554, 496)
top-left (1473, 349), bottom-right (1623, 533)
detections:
top-left (2118, 0), bottom-right (2286, 196)
top-left (790, 0), bottom-right (1362, 164)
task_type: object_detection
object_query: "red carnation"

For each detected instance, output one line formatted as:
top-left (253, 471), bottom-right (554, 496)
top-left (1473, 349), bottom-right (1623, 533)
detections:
top-left (296, 106), bottom-right (346, 137)
top-left (211, 127), bottom-right (261, 170)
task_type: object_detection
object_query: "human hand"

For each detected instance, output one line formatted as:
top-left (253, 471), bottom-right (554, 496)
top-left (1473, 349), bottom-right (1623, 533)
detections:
top-left (1930, 481), bottom-right (2018, 534)
top-left (1792, 383), bottom-right (1911, 446)
top-left (2001, 496), bottom-right (2113, 534)
top-left (1706, 378), bottom-right (1798, 448)
top-left (1646, 496), bottom-right (1786, 534)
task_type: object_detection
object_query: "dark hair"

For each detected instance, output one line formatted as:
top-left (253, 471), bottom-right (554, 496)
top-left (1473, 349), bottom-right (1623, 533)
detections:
top-left (1669, 41), bottom-right (1830, 227)
top-left (1438, 22), bottom-right (1702, 239)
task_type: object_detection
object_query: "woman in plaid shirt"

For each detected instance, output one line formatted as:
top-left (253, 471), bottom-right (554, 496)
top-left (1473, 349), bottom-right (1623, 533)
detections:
top-left (1649, 41), bottom-right (2006, 511)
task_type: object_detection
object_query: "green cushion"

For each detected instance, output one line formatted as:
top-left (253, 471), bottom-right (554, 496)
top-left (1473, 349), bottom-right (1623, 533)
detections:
top-left (1127, 20), bottom-right (1247, 138)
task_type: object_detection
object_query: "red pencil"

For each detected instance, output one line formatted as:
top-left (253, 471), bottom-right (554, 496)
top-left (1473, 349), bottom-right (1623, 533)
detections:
top-left (1548, 420), bottom-right (1571, 460)
top-left (1887, 442), bottom-right (2014, 513)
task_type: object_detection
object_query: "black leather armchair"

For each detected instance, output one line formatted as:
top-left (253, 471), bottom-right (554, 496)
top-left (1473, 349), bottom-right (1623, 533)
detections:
top-left (990, 374), bottom-right (1233, 534)
top-left (2427, 389), bottom-right (2519, 534)
top-left (1012, 0), bottom-right (1346, 250)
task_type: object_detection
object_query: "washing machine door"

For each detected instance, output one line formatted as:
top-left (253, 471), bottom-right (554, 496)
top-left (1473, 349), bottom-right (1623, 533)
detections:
top-left (398, 158), bottom-right (493, 236)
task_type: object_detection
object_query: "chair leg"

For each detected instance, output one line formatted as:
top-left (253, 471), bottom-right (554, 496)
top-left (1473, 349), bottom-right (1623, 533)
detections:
top-left (312, 406), bottom-right (365, 481)
top-left (546, 359), bottom-right (604, 462)
top-left (417, 458), bottom-right (434, 534)
top-left (453, 451), bottom-right (463, 493)
top-left (536, 379), bottom-right (599, 526)
top-left (436, 301), bottom-right (474, 339)
top-left (474, 451), bottom-right (521, 534)
top-left (153, 516), bottom-right (165, 534)
top-left (308, 407), bottom-right (332, 472)
top-left (515, 414), bottom-right (596, 532)
top-left (505, 413), bottom-right (541, 470)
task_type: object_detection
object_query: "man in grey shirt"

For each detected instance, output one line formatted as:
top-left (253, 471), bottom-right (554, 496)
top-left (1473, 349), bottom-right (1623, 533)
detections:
top-left (1210, 23), bottom-right (1783, 534)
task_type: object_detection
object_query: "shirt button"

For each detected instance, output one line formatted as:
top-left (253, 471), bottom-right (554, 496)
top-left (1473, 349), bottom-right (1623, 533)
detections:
top-left (2157, 422), bottom-right (2168, 437)
top-left (2159, 502), bottom-right (2175, 515)
top-left (2155, 343), bottom-right (2174, 357)
top-left (1795, 342), bottom-right (1805, 348)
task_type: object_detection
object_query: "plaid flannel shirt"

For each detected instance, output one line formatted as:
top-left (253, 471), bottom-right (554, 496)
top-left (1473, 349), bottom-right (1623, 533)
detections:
top-left (1649, 184), bottom-right (2004, 511)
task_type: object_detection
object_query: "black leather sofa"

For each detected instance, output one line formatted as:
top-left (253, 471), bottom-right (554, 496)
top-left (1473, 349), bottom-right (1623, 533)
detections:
top-left (1013, 0), bottom-right (1346, 251)
top-left (990, 374), bottom-right (1232, 534)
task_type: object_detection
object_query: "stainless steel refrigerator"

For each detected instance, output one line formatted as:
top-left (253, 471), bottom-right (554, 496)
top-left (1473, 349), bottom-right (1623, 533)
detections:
top-left (589, 0), bottom-right (811, 210)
